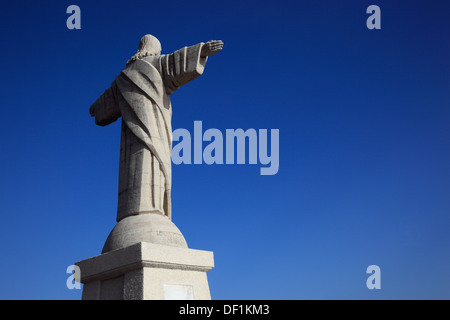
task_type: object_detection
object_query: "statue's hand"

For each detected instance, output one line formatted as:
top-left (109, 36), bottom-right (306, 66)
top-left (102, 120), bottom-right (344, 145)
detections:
top-left (89, 104), bottom-right (96, 117)
top-left (201, 40), bottom-right (223, 57)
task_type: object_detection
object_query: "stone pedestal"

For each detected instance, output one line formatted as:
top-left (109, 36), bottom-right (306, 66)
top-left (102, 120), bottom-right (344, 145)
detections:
top-left (76, 242), bottom-right (214, 300)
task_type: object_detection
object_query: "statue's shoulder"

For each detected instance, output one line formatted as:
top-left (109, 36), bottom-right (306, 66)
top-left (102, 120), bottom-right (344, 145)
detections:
top-left (141, 56), bottom-right (161, 69)
top-left (123, 57), bottom-right (162, 77)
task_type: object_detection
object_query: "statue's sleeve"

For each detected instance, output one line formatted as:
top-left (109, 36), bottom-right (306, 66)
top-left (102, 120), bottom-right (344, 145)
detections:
top-left (160, 43), bottom-right (208, 95)
top-left (90, 82), bottom-right (121, 126)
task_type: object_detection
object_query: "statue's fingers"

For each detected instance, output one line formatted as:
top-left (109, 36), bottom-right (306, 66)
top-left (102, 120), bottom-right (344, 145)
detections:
top-left (207, 41), bottom-right (222, 50)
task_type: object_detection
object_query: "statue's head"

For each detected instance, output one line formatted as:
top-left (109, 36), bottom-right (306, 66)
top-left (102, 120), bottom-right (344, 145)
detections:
top-left (137, 34), bottom-right (162, 56)
top-left (127, 34), bottom-right (162, 65)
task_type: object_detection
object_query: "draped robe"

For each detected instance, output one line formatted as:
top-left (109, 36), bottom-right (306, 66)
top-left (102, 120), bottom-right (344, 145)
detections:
top-left (90, 43), bottom-right (207, 222)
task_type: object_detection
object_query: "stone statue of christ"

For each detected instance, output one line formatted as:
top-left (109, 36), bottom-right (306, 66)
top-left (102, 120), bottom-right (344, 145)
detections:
top-left (89, 35), bottom-right (223, 222)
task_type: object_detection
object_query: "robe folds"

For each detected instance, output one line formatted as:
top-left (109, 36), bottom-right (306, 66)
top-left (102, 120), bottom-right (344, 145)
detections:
top-left (91, 43), bottom-right (207, 221)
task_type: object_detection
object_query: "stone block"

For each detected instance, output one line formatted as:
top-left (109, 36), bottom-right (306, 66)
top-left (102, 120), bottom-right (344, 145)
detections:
top-left (75, 242), bottom-right (214, 300)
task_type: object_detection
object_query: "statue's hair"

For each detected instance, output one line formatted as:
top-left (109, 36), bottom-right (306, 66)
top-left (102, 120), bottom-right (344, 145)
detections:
top-left (126, 34), bottom-right (162, 66)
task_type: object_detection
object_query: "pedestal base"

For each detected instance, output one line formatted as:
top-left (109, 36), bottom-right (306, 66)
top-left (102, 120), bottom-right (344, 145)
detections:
top-left (75, 242), bottom-right (214, 300)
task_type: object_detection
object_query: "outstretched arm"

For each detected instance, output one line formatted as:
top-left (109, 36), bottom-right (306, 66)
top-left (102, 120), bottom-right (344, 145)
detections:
top-left (201, 40), bottom-right (224, 57)
top-left (161, 40), bottom-right (223, 95)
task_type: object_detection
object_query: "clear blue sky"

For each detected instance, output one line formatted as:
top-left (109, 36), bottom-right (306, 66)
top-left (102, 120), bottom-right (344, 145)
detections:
top-left (0, 0), bottom-right (449, 299)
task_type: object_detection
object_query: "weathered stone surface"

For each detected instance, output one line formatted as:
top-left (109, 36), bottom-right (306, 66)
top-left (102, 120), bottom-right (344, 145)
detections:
top-left (90, 35), bottom-right (223, 222)
top-left (102, 213), bottom-right (188, 253)
top-left (76, 242), bottom-right (214, 300)
top-left (78, 35), bottom-right (222, 300)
